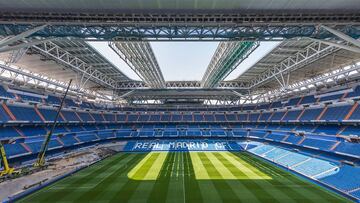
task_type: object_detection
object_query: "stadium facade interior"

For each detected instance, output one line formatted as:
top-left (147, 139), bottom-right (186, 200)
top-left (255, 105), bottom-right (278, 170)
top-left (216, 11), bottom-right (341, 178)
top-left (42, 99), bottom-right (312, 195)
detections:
top-left (0, 0), bottom-right (360, 202)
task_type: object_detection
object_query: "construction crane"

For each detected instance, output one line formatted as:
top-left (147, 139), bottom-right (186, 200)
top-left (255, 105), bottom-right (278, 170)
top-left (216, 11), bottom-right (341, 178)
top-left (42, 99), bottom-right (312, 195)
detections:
top-left (0, 140), bottom-right (14, 176)
top-left (34, 79), bottom-right (72, 167)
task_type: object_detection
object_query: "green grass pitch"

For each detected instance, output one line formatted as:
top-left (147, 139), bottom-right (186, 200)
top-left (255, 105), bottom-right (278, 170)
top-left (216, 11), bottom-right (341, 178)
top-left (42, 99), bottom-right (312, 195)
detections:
top-left (18, 152), bottom-right (351, 203)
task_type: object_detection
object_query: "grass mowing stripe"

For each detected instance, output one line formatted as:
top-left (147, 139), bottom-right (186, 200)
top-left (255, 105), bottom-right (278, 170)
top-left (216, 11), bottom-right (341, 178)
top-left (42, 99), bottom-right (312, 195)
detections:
top-left (183, 152), bottom-right (203, 203)
top-left (128, 152), bottom-right (169, 203)
top-left (165, 152), bottom-right (184, 203)
top-left (18, 153), bottom-right (131, 203)
top-left (238, 152), bottom-right (324, 202)
top-left (211, 152), bottom-right (263, 202)
top-left (197, 152), bottom-right (242, 202)
top-left (147, 152), bottom-right (175, 203)
top-left (70, 153), bottom-right (146, 202)
top-left (189, 152), bottom-right (223, 203)
top-left (222, 152), bottom-right (298, 203)
top-left (239, 152), bottom-right (351, 203)
top-left (108, 152), bottom-right (161, 202)
top-left (143, 152), bottom-right (168, 180)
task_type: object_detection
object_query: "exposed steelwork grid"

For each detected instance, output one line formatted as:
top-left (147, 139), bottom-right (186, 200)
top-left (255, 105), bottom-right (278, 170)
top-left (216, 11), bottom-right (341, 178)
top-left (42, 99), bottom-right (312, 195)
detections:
top-left (109, 41), bottom-right (165, 88)
top-left (201, 41), bottom-right (259, 88)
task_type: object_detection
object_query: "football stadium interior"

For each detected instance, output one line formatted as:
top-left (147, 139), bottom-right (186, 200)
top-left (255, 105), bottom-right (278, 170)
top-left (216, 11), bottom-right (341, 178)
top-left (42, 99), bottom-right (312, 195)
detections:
top-left (0, 0), bottom-right (360, 202)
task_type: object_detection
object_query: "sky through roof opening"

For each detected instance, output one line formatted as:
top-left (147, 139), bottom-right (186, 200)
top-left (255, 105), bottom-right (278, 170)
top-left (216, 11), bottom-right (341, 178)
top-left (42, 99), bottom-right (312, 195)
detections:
top-left (151, 42), bottom-right (219, 81)
top-left (89, 41), bottom-right (281, 82)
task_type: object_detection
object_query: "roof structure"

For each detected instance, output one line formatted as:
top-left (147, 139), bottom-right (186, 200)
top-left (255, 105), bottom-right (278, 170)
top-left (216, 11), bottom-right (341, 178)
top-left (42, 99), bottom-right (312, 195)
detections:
top-left (0, 1), bottom-right (359, 106)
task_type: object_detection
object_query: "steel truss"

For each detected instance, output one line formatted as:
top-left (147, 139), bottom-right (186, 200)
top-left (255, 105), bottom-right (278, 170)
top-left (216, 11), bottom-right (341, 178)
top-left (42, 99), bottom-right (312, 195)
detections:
top-left (31, 41), bottom-right (118, 89)
top-left (253, 62), bottom-right (360, 102)
top-left (0, 24), bottom-right (359, 41)
top-left (116, 81), bottom-right (248, 89)
top-left (0, 64), bottom-right (107, 99)
top-left (1, 12), bottom-right (359, 25)
top-left (109, 41), bottom-right (165, 88)
top-left (247, 41), bottom-right (342, 89)
top-left (202, 41), bottom-right (259, 88)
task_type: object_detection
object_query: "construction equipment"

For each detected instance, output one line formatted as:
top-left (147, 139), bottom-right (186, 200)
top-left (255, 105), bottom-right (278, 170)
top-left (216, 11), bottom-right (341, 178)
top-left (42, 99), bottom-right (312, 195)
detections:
top-left (34, 79), bottom-right (72, 167)
top-left (0, 140), bottom-right (14, 176)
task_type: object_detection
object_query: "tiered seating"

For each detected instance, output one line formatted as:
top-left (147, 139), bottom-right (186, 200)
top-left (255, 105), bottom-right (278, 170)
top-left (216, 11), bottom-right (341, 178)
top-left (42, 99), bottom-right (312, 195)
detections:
top-left (8, 105), bottom-right (42, 122)
top-left (286, 97), bottom-right (301, 106)
top-left (340, 126), bottom-right (360, 136)
top-left (299, 108), bottom-right (323, 121)
top-left (61, 110), bottom-right (80, 122)
top-left (276, 152), bottom-right (309, 167)
top-left (314, 125), bottom-right (340, 135)
top-left (293, 158), bottom-right (338, 177)
top-left (18, 94), bottom-right (43, 103)
top-left (334, 142), bottom-right (360, 157)
top-left (39, 108), bottom-right (64, 122)
top-left (19, 126), bottom-right (47, 137)
top-left (301, 137), bottom-right (337, 150)
top-left (103, 113), bottom-right (115, 122)
top-left (346, 86), bottom-right (360, 98)
top-left (59, 134), bottom-right (79, 146)
top-left (0, 86), bottom-right (15, 99)
top-left (320, 165), bottom-right (360, 191)
top-left (300, 95), bottom-right (316, 105)
top-left (76, 133), bottom-right (99, 142)
top-left (77, 112), bottom-right (94, 122)
top-left (0, 105), bottom-right (10, 122)
top-left (46, 95), bottom-right (61, 105)
top-left (91, 113), bottom-right (104, 122)
top-left (283, 109), bottom-right (301, 120)
top-left (270, 111), bottom-right (285, 121)
top-left (318, 93), bottom-right (343, 102)
top-left (4, 143), bottom-right (29, 158)
top-left (0, 127), bottom-right (20, 138)
top-left (321, 105), bottom-right (352, 121)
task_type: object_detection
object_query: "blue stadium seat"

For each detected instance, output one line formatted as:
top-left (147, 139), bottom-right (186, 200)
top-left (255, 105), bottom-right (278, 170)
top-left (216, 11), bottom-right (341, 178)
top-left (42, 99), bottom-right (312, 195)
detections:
top-left (78, 112), bottom-right (94, 122)
top-left (320, 165), bottom-right (360, 191)
top-left (103, 113), bottom-right (115, 122)
top-left (59, 134), bottom-right (79, 146)
top-left (270, 111), bottom-right (285, 121)
top-left (8, 105), bottom-right (42, 122)
top-left (283, 109), bottom-right (301, 121)
top-left (301, 137), bottom-right (337, 150)
top-left (61, 110), bottom-right (80, 122)
top-left (91, 113), bottom-right (104, 122)
top-left (0, 86), bottom-right (15, 99)
top-left (334, 142), bottom-right (360, 157)
top-left (4, 143), bottom-right (29, 158)
top-left (299, 108), bottom-right (323, 121)
top-left (249, 113), bottom-right (260, 122)
top-left (300, 95), bottom-right (316, 104)
top-left (0, 127), bottom-right (20, 139)
top-left (0, 105), bottom-right (10, 122)
top-left (286, 97), bottom-right (301, 106)
top-left (39, 108), bottom-right (64, 122)
top-left (321, 105), bottom-right (351, 121)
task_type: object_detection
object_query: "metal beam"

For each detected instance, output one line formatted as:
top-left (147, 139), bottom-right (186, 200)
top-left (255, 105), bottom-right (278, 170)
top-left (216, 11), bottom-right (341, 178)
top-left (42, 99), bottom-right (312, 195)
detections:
top-left (248, 41), bottom-right (341, 89)
top-left (201, 41), bottom-right (259, 88)
top-left (310, 38), bottom-right (360, 53)
top-left (259, 62), bottom-right (360, 101)
top-left (116, 81), bottom-right (248, 89)
top-left (321, 25), bottom-right (360, 48)
top-left (0, 24), bottom-right (359, 41)
top-left (0, 63), bottom-right (105, 98)
top-left (31, 41), bottom-right (117, 88)
top-left (0, 25), bottom-right (46, 47)
top-left (109, 41), bottom-right (165, 88)
top-left (0, 38), bottom-right (51, 53)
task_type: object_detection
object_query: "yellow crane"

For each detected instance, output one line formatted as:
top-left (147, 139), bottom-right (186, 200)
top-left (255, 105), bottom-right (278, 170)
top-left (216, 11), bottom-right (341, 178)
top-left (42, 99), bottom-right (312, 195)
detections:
top-left (34, 79), bottom-right (72, 167)
top-left (0, 140), bottom-right (14, 176)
